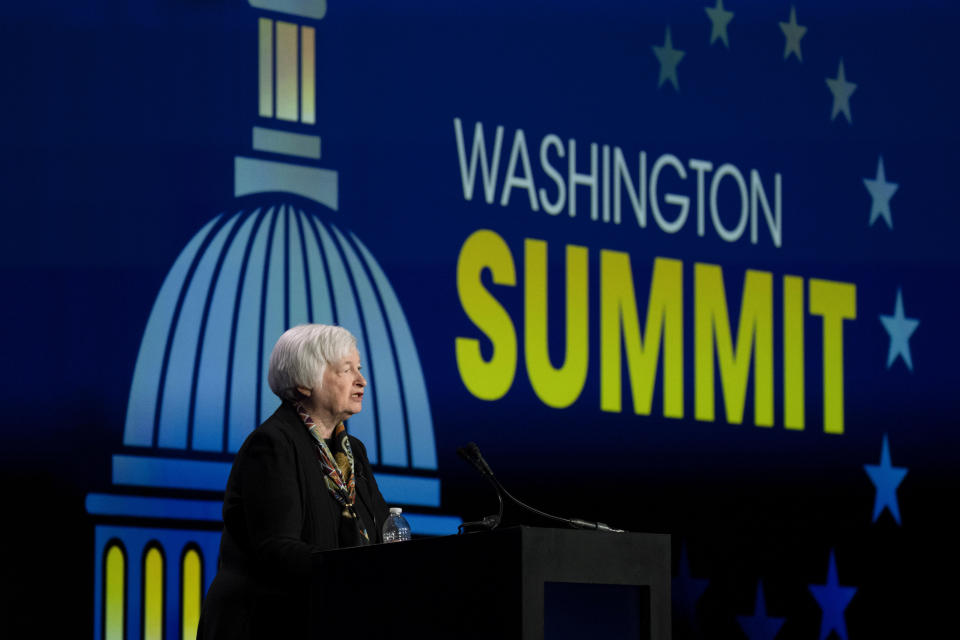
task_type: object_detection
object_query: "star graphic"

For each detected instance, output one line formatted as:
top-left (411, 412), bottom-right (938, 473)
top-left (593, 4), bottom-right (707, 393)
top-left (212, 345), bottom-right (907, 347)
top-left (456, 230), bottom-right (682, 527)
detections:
top-left (779, 6), bottom-right (807, 62)
top-left (653, 26), bottom-right (685, 91)
top-left (825, 59), bottom-right (857, 123)
top-left (808, 550), bottom-right (857, 640)
top-left (864, 434), bottom-right (909, 524)
top-left (705, 0), bottom-right (734, 48)
top-left (672, 543), bottom-right (708, 630)
top-left (737, 580), bottom-right (785, 640)
top-left (863, 156), bottom-right (899, 229)
top-left (879, 288), bottom-right (920, 371)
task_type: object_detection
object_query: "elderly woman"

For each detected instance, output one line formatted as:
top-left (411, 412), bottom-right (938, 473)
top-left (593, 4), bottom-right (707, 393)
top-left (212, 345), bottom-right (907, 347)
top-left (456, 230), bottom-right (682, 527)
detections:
top-left (199, 324), bottom-right (390, 639)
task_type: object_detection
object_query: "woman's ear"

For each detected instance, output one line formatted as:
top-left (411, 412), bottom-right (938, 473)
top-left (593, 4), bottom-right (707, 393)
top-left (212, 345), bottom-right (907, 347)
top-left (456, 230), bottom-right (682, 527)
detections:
top-left (296, 386), bottom-right (312, 398)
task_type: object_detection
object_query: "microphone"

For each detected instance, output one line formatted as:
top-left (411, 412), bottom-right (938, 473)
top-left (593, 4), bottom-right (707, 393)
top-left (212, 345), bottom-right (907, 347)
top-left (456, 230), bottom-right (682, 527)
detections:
top-left (457, 442), bottom-right (494, 477)
top-left (456, 442), bottom-right (625, 534)
top-left (457, 442), bottom-right (503, 531)
top-left (466, 442), bottom-right (495, 476)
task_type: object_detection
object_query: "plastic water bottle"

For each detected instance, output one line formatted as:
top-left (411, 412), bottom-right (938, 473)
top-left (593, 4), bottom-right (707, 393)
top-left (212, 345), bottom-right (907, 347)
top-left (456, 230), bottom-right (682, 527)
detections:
top-left (382, 507), bottom-right (411, 543)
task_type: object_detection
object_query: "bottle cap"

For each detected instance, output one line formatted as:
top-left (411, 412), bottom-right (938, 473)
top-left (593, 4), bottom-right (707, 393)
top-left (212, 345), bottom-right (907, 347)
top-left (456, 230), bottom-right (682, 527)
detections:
top-left (389, 507), bottom-right (403, 515)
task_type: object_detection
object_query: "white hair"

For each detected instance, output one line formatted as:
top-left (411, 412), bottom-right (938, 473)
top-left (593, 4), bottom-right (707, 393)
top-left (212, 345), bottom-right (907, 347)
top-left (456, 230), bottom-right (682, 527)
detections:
top-left (267, 324), bottom-right (358, 402)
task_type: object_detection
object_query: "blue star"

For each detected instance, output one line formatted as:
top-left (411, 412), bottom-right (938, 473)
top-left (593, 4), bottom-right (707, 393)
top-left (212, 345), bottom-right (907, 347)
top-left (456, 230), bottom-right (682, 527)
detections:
top-left (864, 434), bottom-right (908, 524)
top-left (736, 580), bottom-right (785, 640)
top-left (863, 156), bottom-right (898, 229)
top-left (809, 550), bottom-right (857, 640)
top-left (705, 0), bottom-right (734, 49)
top-left (879, 288), bottom-right (920, 371)
top-left (672, 542), bottom-right (708, 630)
top-left (825, 59), bottom-right (857, 123)
top-left (779, 6), bottom-right (807, 62)
top-left (653, 27), bottom-right (686, 91)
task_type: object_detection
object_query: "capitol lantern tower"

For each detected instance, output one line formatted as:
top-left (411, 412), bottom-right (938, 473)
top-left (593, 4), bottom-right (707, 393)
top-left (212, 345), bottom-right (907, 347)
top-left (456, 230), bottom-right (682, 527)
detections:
top-left (86, 2), bottom-right (457, 638)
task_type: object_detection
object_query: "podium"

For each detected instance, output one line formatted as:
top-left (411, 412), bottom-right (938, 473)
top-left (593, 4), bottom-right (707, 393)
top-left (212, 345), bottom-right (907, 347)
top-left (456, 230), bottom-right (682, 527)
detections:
top-left (311, 526), bottom-right (670, 639)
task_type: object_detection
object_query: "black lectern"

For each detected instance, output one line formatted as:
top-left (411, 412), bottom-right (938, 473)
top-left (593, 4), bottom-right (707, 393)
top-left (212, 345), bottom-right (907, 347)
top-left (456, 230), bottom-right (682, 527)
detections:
top-left (311, 526), bottom-right (670, 640)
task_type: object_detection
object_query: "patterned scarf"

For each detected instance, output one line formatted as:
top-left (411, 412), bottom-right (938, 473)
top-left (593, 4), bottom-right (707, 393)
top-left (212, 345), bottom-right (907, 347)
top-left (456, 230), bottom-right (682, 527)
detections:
top-left (295, 402), bottom-right (370, 544)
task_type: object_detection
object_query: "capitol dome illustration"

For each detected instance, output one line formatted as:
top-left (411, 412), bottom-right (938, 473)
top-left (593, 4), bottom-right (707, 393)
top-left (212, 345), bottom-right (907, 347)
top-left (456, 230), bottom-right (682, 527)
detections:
top-left (123, 203), bottom-right (439, 470)
top-left (86, 3), bottom-right (457, 639)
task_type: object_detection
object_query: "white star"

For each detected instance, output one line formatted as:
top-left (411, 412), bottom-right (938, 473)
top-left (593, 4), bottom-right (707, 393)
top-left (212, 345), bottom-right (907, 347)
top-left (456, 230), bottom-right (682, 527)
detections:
top-left (653, 27), bottom-right (686, 92)
top-left (825, 58), bottom-right (857, 123)
top-left (879, 288), bottom-right (920, 371)
top-left (779, 6), bottom-right (807, 62)
top-left (705, 0), bottom-right (734, 48)
top-left (863, 156), bottom-right (899, 229)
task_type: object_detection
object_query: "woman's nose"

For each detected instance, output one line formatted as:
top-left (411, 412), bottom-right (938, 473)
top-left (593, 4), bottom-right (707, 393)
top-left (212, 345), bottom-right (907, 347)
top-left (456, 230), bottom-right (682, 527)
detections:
top-left (356, 371), bottom-right (366, 387)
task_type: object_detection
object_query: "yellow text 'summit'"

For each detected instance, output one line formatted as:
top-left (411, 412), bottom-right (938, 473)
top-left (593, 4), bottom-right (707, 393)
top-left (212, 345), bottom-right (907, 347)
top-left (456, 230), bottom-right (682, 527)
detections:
top-left (455, 229), bottom-right (856, 434)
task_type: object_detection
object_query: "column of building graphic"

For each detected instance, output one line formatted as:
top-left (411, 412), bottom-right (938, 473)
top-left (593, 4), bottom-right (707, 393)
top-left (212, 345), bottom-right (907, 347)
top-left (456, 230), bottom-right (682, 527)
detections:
top-left (86, 2), bottom-right (459, 638)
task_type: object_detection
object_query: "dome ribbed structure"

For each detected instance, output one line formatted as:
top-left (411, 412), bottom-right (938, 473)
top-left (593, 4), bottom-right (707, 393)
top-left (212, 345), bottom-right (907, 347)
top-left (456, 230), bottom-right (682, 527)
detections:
top-left (123, 205), bottom-right (437, 470)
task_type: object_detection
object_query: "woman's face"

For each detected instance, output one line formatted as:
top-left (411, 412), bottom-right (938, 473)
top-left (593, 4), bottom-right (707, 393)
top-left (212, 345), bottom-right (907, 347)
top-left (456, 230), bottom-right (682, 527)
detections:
top-left (301, 347), bottom-right (366, 426)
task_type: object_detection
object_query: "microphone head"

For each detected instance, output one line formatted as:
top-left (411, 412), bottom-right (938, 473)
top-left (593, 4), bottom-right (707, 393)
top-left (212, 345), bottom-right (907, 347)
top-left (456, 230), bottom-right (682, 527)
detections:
top-left (457, 442), bottom-right (492, 476)
top-left (466, 442), bottom-right (494, 476)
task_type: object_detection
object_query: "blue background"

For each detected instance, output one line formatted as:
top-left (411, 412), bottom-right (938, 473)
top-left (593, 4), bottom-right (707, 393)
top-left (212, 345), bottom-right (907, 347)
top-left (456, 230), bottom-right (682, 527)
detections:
top-left (1, 0), bottom-right (956, 637)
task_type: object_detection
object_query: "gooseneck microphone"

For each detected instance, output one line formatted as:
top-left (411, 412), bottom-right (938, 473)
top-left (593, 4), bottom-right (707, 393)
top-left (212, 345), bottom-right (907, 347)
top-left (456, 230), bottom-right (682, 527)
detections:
top-left (456, 444), bottom-right (504, 531)
top-left (456, 442), bottom-right (625, 533)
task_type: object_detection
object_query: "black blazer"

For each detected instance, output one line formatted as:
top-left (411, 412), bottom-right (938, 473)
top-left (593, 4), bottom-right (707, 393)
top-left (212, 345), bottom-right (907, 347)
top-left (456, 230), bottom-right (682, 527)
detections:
top-left (198, 401), bottom-right (390, 639)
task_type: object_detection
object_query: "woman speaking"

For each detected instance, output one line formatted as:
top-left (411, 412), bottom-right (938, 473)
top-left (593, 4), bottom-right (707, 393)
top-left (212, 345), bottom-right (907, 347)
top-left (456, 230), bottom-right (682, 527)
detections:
top-left (199, 324), bottom-right (390, 639)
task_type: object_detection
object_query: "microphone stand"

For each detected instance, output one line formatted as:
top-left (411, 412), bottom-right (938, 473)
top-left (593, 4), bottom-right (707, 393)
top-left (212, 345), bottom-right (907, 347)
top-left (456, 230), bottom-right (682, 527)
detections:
top-left (456, 442), bottom-right (625, 534)
top-left (457, 446), bottom-right (504, 532)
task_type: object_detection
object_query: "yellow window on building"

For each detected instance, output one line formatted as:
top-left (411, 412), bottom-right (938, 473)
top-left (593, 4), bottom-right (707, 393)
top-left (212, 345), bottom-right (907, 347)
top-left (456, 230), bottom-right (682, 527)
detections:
top-left (104, 543), bottom-right (125, 640)
top-left (143, 546), bottom-right (164, 640)
top-left (181, 547), bottom-right (202, 640)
